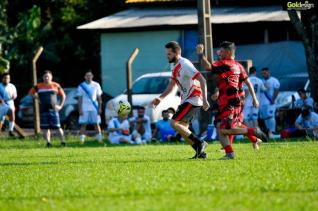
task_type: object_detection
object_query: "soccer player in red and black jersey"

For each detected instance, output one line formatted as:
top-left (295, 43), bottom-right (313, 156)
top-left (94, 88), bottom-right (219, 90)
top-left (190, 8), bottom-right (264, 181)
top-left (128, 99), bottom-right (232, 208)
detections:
top-left (197, 41), bottom-right (267, 159)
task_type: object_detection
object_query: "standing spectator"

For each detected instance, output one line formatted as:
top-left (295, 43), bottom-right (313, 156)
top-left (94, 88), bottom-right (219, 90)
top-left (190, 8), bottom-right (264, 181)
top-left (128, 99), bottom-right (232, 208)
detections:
top-left (129, 107), bottom-right (151, 143)
top-left (243, 67), bottom-right (266, 128)
top-left (260, 67), bottom-right (280, 138)
top-left (29, 70), bottom-right (66, 147)
top-left (295, 88), bottom-right (314, 110)
top-left (0, 73), bottom-right (17, 136)
top-left (77, 71), bottom-right (103, 144)
top-left (152, 110), bottom-right (178, 142)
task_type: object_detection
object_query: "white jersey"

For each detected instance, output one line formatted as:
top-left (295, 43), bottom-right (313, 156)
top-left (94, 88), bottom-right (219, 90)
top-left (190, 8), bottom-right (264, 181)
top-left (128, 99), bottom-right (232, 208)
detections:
top-left (171, 57), bottom-right (203, 106)
top-left (0, 83), bottom-right (17, 110)
top-left (244, 75), bottom-right (266, 107)
top-left (77, 81), bottom-right (102, 112)
top-left (108, 117), bottom-right (130, 139)
top-left (261, 76), bottom-right (280, 106)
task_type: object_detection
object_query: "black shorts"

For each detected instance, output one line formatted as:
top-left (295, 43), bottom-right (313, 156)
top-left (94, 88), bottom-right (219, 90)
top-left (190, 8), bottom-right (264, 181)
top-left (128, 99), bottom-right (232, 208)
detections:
top-left (172, 102), bottom-right (201, 124)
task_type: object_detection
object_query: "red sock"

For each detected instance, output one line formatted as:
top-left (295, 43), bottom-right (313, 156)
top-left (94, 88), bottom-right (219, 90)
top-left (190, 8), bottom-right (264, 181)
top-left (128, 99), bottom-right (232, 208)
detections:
top-left (229, 135), bottom-right (234, 144)
top-left (224, 145), bottom-right (233, 153)
top-left (247, 128), bottom-right (255, 136)
top-left (240, 124), bottom-right (257, 143)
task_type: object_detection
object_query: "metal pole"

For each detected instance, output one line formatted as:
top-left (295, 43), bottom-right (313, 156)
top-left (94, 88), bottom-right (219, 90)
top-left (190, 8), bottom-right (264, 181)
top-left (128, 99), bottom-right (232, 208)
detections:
top-left (126, 48), bottom-right (139, 110)
top-left (197, 0), bottom-right (214, 133)
top-left (32, 47), bottom-right (43, 135)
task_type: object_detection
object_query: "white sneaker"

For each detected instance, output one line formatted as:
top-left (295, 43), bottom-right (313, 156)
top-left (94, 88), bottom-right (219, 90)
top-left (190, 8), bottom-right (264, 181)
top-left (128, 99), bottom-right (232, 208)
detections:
top-left (252, 138), bottom-right (262, 150)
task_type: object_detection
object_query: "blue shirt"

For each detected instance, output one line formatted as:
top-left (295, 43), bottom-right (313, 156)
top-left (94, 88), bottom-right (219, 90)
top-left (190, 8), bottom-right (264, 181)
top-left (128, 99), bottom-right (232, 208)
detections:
top-left (156, 119), bottom-right (176, 141)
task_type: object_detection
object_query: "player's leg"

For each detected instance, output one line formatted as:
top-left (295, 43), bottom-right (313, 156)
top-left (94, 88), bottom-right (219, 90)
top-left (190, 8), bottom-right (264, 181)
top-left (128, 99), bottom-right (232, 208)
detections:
top-left (50, 110), bottom-right (65, 146)
top-left (79, 124), bottom-right (87, 144)
top-left (79, 111), bottom-right (88, 144)
top-left (90, 110), bottom-right (103, 143)
top-left (6, 108), bottom-right (15, 136)
top-left (43, 129), bottom-right (52, 147)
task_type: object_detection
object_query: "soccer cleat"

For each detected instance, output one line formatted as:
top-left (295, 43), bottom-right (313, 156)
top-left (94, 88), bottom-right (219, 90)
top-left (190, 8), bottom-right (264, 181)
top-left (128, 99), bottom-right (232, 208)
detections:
top-left (61, 142), bottom-right (66, 147)
top-left (46, 142), bottom-right (52, 148)
top-left (197, 141), bottom-right (208, 156)
top-left (254, 128), bottom-right (268, 142)
top-left (252, 138), bottom-right (262, 150)
top-left (8, 131), bottom-right (16, 137)
top-left (219, 153), bottom-right (235, 160)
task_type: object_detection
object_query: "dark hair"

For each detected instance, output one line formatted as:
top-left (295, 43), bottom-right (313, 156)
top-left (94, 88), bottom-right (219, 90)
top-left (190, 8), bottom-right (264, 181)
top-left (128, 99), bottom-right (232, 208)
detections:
top-left (167, 107), bottom-right (176, 115)
top-left (137, 106), bottom-right (145, 111)
top-left (43, 70), bottom-right (52, 75)
top-left (165, 41), bottom-right (181, 53)
top-left (162, 110), bottom-right (169, 115)
top-left (301, 107), bottom-right (310, 118)
top-left (261, 67), bottom-right (269, 71)
top-left (249, 66), bottom-right (256, 74)
top-left (85, 70), bottom-right (93, 75)
top-left (219, 41), bottom-right (236, 55)
top-left (1, 73), bottom-right (10, 79)
top-left (297, 88), bottom-right (306, 94)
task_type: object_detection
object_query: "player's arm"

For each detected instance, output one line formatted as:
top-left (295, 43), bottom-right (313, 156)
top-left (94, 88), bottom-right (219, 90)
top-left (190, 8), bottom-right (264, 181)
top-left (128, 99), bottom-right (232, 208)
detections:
top-left (97, 95), bottom-right (102, 114)
top-left (196, 73), bottom-right (210, 111)
top-left (272, 89), bottom-right (279, 105)
top-left (244, 78), bottom-right (259, 108)
top-left (196, 44), bottom-right (212, 70)
top-left (152, 79), bottom-right (176, 107)
top-left (12, 85), bottom-right (17, 100)
top-left (78, 96), bottom-right (83, 115)
top-left (56, 86), bottom-right (66, 111)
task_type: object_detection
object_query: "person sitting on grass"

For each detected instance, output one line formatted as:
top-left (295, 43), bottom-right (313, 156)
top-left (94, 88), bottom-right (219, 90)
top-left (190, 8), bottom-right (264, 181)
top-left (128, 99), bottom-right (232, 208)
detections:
top-left (281, 106), bottom-right (318, 139)
top-left (129, 107), bottom-right (151, 144)
top-left (152, 110), bottom-right (179, 142)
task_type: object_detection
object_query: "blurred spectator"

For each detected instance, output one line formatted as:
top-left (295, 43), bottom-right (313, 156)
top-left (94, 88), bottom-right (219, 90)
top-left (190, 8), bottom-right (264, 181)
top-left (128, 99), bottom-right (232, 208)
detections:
top-left (107, 114), bottom-right (133, 144)
top-left (243, 67), bottom-right (266, 128)
top-left (295, 88), bottom-right (314, 110)
top-left (152, 110), bottom-right (178, 142)
top-left (260, 67), bottom-right (280, 138)
top-left (0, 73), bottom-right (17, 136)
top-left (281, 107), bottom-right (318, 138)
top-left (167, 107), bottom-right (175, 119)
top-left (129, 107), bottom-right (151, 143)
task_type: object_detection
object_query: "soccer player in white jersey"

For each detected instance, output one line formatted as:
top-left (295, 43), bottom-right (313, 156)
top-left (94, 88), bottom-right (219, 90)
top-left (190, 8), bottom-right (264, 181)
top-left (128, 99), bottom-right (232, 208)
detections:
top-left (77, 71), bottom-right (103, 144)
top-left (0, 73), bottom-right (17, 136)
top-left (243, 67), bottom-right (266, 128)
top-left (152, 41), bottom-right (210, 159)
top-left (260, 67), bottom-right (280, 138)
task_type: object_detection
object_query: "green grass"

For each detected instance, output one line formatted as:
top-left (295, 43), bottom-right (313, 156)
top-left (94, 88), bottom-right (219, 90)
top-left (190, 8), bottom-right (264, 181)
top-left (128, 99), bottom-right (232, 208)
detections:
top-left (0, 138), bottom-right (317, 210)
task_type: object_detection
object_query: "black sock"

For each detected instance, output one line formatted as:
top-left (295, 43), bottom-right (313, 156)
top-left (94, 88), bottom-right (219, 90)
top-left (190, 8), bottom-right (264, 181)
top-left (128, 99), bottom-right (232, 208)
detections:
top-left (188, 133), bottom-right (202, 146)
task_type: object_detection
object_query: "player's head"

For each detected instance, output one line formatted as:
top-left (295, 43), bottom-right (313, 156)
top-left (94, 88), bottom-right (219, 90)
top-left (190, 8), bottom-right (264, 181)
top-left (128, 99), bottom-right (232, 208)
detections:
top-left (217, 41), bottom-right (236, 60)
top-left (84, 70), bottom-right (94, 83)
top-left (137, 106), bottom-right (145, 118)
top-left (43, 70), bottom-right (53, 84)
top-left (261, 67), bottom-right (270, 79)
top-left (161, 110), bottom-right (170, 121)
top-left (1, 73), bottom-right (10, 85)
top-left (249, 66), bottom-right (257, 75)
top-left (165, 41), bottom-right (181, 63)
top-left (297, 88), bottom-right (306, 99)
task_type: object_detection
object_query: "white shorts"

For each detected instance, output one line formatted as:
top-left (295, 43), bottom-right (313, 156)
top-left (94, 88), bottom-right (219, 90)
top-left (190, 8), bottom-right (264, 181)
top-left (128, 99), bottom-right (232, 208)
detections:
top-left (109, 135), bottom-right (131, 144)
top-left (0, 104), bottom-right (10, 122)
top-left (243, 106), bottom-right (259, 121)
top-left (260, 104), bottom-right (276, 120)
top-left (79, 110), bottom-right (101, 125)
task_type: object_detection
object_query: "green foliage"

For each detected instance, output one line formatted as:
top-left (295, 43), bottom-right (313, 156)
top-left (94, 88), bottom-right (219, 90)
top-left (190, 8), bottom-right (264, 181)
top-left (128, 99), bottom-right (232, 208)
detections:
top-left (0, 140), bottom-right (317, 210)
top-left (0, 56), bottom-right (10, 73)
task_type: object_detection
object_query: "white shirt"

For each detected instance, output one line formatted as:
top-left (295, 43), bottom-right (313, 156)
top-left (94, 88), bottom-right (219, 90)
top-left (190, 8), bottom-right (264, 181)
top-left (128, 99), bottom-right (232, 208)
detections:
top-left (129, 115), bottom-right (152, 137)
top-left (0, 83), bottom-right (17, 110)
top-left (295, 112), bottom-right (318, 129)
top-left (245, 75), bottom-right (266, 107)
top-left (171, 57), bottom-right (203, 106)
top-left (108, 117), bottom-right (130, 139)
top-left (295, 97), bottom-right (314, 109)
top-left (77, 81), bottom-right (102, 112)
top-left (261, 76), bottom-right (280, 106)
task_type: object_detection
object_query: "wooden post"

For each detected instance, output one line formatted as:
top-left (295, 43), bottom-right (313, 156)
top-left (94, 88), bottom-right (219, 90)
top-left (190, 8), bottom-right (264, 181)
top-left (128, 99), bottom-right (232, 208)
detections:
top-left (32, 47), bottom-right (43, 135)
top-left (126, 48), bottom-right (139, 109)
top-left (197, 0), bottom-right (214, 133)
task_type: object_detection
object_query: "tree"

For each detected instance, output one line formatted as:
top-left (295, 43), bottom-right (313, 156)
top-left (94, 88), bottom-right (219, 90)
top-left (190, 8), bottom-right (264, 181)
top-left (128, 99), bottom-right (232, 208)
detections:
top-left (288, 9), bottom-right (318, 103)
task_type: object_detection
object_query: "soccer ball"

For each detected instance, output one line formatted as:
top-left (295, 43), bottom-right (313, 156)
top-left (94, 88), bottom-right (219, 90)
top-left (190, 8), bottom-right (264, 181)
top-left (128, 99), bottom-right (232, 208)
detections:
top-left (117, 100), bottom-right (131, 116)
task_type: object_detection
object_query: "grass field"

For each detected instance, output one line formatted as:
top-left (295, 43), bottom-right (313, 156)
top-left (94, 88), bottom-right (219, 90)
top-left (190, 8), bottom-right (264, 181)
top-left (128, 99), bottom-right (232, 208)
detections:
top-left (0, 138), bottom-right (317, 210)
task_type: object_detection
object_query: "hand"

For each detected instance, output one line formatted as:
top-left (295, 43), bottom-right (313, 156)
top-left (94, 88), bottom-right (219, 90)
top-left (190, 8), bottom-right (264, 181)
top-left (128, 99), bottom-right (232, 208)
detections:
top-left (55, 105), bottom-right (62, 111)
top-left (203, 100), bottom-right (210, 111)
top-left (196, 44), bottom-right (204, 55)
top-left (152, 97), bottom-right (161, 108)
top-left (253, 99), bottom-right (259, 108)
